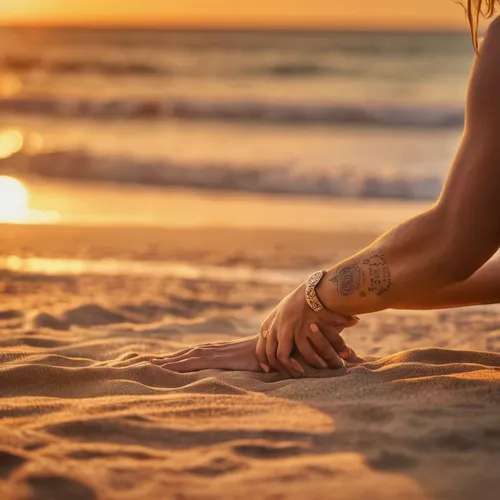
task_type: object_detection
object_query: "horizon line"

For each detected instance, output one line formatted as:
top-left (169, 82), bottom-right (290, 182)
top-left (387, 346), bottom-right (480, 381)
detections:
top-left (0, 21), bottom-right (470, 34)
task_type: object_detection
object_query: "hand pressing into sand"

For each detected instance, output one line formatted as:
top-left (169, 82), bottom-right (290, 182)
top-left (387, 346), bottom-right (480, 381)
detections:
top-left (256, 284), bottom-right (359, 377)
top-left (151, 334), bottom-right (363, 374)
top-left (151, 336), bottom-right (263, 373)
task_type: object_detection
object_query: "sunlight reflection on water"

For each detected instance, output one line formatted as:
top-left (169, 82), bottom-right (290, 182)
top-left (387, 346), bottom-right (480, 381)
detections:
top-left (0, 129), bottom-right (23, 159)
top-left (0, 175), bottom-right (59, 224)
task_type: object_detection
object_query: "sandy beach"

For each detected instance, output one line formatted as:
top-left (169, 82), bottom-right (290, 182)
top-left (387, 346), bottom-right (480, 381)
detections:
top-left (1, 222), bottom-right (499, 500)
top-left (1, 18), bottom-right (498, 500)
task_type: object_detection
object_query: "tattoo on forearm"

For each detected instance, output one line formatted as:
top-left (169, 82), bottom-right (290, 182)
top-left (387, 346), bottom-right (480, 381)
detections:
top-left (330, 254), bottom-right (392, 298)
top-left (331, 264), bottom-right (363, 296)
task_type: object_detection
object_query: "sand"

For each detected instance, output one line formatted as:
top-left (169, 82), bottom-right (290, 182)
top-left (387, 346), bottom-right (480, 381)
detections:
top-left (1, 224), bottom-right (500, 500)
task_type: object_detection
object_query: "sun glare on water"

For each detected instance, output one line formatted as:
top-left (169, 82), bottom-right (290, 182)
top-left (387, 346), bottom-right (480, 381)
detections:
top-left (0, 176), bottom-right (60, 224)
top-left (0, 176), bottom-right (30, 222)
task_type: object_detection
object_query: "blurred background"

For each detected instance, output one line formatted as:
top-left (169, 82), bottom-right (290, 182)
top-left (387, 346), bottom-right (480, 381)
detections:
top-left (0, 1), bottom-right (481, 281)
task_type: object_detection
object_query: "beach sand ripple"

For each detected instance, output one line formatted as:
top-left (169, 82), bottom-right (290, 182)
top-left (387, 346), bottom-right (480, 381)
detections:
top-left (1, 306), bottom-right (500, 500)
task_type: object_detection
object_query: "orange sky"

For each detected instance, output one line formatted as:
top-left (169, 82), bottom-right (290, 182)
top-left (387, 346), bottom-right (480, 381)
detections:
top-left (0, 0), bottom-right (471, 29)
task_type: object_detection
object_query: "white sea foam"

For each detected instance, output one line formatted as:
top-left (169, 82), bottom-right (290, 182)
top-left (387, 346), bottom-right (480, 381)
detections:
top-left (0, 149), bottom-right (444, 201)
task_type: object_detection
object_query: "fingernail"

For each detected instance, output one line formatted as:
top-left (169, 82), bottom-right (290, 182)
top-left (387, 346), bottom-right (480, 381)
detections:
top-left (340, 347), bottom-right (352, 360)
top-left (310, 323), bottom-right (319, 333)
top-left (291, 359), bottom-right (305, 374)
top-left (260, 363), bottom-right (270, 374)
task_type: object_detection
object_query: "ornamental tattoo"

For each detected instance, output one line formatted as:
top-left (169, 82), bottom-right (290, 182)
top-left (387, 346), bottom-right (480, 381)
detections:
top-left (330, 263), bottom-right (363, 296)
top-left (330, 254), bottom-right (391, 298)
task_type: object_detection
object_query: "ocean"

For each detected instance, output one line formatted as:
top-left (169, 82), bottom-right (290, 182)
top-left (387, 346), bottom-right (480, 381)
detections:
top-left (0, 27), bottom-right (475, 202)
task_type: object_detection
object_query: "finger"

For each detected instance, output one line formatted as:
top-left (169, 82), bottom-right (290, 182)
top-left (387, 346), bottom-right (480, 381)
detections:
top-left (294, 333), bottom-right (329, 369)
top-left (277, 330), bottom-right (304, 376)
top-left (151, 358), bottom-right (168, 365)
top-left (151, 346), bottom-right (193, 362)
top-left (255, 335), bottom-right (270, 373)
top-left (151, 352), bottom-right (192, 364)
top-left (308, 324), bottom-right (345, 369)
top-left (153, 344), bottom-right (213, 364)
top-left (152, 343), bottom-right (220, 365)
top-left (319, 325), bottom-right (351, 360)
top-left (322, 309), bottom-right (360, 328)
top-left (266, 330), bottom-right (287, 375)
top-left (155, 338), bottom-right (243, 364)
top-left (160, 357), bottom-right (216, 372)
top-left (344, 347), bottom-right (366, 365)
top-left (152, 346), bottom-right (205, 364)
top-left (260, 310), bottom-right (277, 332)
top-left (344, 315), bottom-right (361, 328)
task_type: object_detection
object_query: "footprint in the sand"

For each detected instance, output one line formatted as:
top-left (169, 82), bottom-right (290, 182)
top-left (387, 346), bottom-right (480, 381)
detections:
top-left (0, 449), bottom-right (27, 478)
top-left (25, 474), bottom-right (95, 500)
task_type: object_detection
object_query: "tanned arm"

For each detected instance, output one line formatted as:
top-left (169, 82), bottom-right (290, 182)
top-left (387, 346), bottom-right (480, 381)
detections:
top-left (315, 20), bottom-right (500, 316)
top-left (392, 256), bottom-right (500, 310)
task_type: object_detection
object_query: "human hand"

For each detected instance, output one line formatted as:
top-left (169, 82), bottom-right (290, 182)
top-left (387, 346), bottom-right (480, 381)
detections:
top-left (151, 335), bottom-right (262, 372)
top-left (151, 333), bottom-right (364, 376)
top-left (256, 283), bottom-right (359, 377)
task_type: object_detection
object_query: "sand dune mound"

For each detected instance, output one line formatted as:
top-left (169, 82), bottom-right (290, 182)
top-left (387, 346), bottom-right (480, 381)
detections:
top-left (1, 309), bottom-right (500, 499)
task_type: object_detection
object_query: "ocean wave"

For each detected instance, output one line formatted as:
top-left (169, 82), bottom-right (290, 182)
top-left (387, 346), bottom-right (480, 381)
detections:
top-left (1, 56), bottom-right (337, 78)
top-left (0, 96), bottom-right (464, 128)
top-left (1, 56), bottom-right (168, 75)
top-left (264, 63), bottom-right (335, 77)
top-left (0, 149), bottom-right (443, 201)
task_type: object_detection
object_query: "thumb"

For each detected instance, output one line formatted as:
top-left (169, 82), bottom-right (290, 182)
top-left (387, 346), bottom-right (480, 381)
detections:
top-left (343, 315), bottom-right (360, 328)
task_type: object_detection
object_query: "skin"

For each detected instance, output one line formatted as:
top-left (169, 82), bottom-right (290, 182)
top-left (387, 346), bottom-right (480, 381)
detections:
top-left (153, 18), bottom-right (500, 376)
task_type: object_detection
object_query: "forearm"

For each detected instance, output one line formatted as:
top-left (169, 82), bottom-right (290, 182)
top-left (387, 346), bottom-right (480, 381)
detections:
top-left (316, 205), bottom-right (496, 316)
top-left (392, 256), bottom-right (500, 310)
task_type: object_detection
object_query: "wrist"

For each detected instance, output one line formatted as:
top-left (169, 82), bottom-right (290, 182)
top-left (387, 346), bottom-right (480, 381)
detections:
top-left (304, 268), bottom-right (338, 314)
top-left (316, 269), bottom-right (337, 312)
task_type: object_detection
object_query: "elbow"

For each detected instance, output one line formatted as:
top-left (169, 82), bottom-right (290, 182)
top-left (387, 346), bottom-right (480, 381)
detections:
top-left (440, 259), bottom-right (478, 284)
top-left (429, 206), bottom-right (494, 285)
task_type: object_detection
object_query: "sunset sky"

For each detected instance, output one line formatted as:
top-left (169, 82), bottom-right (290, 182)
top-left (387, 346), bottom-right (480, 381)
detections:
top-left (0, 0), bottom-right (471, 29)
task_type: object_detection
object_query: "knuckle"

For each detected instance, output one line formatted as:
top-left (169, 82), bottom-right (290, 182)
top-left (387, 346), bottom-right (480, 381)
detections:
top-left (260, 318), bottom-right (272, 330)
